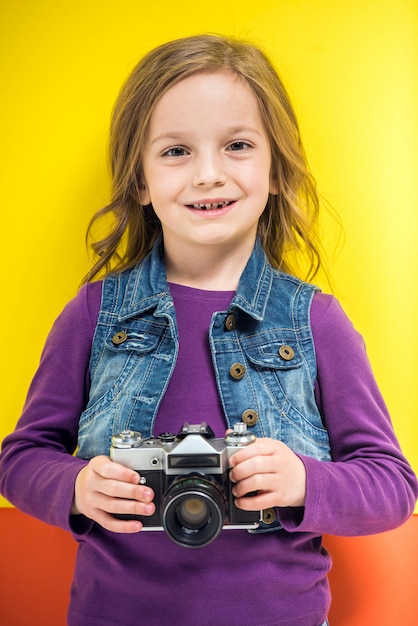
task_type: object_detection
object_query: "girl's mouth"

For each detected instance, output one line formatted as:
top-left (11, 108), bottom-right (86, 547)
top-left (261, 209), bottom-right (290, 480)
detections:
top-left (188, 201), bottom-right (234, 211)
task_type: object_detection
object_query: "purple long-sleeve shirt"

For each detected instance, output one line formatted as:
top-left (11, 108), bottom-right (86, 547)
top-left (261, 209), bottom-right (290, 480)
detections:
top-left (1, 282), bottom-right (416, 626)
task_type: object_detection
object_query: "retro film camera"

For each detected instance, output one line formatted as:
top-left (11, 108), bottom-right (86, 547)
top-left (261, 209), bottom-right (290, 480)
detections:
top-left (110, 422), bottom-right (261, 548)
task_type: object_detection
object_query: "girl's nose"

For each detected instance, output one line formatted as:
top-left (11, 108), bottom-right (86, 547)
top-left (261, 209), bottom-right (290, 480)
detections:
top-left (192, 152), bottom-right (226, 187)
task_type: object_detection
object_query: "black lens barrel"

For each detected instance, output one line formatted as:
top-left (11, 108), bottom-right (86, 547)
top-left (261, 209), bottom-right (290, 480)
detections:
top-left (161, 474), bottom-right (226, 548)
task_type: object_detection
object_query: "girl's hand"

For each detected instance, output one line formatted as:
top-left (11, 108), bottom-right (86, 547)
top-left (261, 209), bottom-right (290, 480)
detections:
top-left (229, 438), bottom-right (306, 511)
top-left (71, 456), bottom-right (155, 533)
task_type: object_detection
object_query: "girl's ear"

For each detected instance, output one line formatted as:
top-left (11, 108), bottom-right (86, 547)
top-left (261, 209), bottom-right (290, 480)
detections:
top-left (269, 174), bottom-right (279, 196)
top-left (138, 182), bottom-right (151, 206)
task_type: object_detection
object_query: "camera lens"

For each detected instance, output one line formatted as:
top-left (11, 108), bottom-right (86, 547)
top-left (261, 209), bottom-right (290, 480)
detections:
top-left (177, 497), bottom-right (209, 529)
top-left (162, 475), bottom-right (226, 548)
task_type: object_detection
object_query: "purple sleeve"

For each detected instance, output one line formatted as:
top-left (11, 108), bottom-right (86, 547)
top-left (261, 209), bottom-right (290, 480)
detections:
top-left (279, 293), bottom-right (417, 535)
top-left (0, 282), bottom-right (102, 532)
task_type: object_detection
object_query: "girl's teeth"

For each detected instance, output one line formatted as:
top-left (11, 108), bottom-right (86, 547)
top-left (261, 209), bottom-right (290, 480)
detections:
top-left (193, 201), bottom-right (231, 210)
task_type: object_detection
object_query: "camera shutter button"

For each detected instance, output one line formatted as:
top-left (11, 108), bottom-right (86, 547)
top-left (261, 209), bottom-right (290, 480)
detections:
top-left (158, 432), bottom-right (176, 443)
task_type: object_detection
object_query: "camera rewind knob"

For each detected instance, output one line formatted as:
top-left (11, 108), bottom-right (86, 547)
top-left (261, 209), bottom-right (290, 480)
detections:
top-left (225, 422), bottom-right (256, 446)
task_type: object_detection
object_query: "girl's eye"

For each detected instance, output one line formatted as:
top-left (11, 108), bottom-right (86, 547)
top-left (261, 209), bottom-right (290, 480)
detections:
top-left (162, 147), bottom-right (189, 157)
top-left (227, 141), bottom-right (251, 151)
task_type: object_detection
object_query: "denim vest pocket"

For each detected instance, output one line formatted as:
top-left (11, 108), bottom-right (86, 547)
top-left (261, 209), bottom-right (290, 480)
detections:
top-left (240, 334), bottom-right (331, 461)
top-left (76, 324), bottom-right (167, 458)
top-left (104, 328), bottom-right (161, 354)
top-left (243, 339), bottom-right (303, 369)
top-left (89, 327), bottom-right (162, 407)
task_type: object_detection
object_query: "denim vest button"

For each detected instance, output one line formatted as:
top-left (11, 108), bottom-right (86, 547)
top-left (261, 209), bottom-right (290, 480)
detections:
top-left (225, 314), bottom-right (236, 331)
top-left (229, 363), bottom-right (246, 380)
top-left (261, 508), bottom-right (277, 524)
top-left (112, 331), bottom-right (128, 345)
top-left (242, 409), bottom-right (259, 426)
top-left (278, 345), bottom-right (295, 361)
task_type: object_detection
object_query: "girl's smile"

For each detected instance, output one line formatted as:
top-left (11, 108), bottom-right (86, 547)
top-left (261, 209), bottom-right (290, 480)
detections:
top-left (139, 70), bottom-right (276, 281)
top-left (185, 198), bottom-right (237, 217)
top-left (186, 199), bottom-right (235, 211)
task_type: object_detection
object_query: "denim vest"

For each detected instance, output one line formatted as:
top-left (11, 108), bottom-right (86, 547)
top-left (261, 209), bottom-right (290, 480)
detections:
top-left (76, 239), bottom-right (331, 533)
top-left (77, 238), bottom-right (331, 466)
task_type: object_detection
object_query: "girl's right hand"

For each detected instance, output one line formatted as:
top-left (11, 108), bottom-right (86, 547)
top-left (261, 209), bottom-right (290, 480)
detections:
top-left (71, 455), bottom-right (155, 533)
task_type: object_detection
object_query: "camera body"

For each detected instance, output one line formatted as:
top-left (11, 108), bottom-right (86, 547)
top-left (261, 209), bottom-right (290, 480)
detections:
top-left (110, 422), bottom-right (261, 548)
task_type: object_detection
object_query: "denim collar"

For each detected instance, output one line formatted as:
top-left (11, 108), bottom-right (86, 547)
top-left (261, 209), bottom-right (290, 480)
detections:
top-left (117, 237), bottom-right (272, 322)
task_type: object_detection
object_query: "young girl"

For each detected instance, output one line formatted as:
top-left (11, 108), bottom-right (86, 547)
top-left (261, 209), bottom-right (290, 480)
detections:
top-left (1, 34), bottom-right (416, 626)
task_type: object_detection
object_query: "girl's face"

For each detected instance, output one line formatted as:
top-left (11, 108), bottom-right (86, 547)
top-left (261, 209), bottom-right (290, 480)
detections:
top-left (140, 70), bottom-right (276, 262)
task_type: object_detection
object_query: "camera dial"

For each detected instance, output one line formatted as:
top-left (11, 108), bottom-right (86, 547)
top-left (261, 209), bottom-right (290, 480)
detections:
top-left (111, 430), bottom-right (143, 449)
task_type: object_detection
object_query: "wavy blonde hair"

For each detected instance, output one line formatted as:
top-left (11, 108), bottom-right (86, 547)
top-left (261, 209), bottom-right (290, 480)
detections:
top-left (83, 34), bottom-right (323, 283)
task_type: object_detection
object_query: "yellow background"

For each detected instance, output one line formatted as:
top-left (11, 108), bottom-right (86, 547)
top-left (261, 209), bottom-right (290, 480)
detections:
top-left (1, 0), bottom-right (417, 509)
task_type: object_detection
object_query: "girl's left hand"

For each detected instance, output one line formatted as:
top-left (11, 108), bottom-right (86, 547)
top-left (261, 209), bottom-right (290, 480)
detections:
top-left (229, 438), bottom-right (306, 511)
